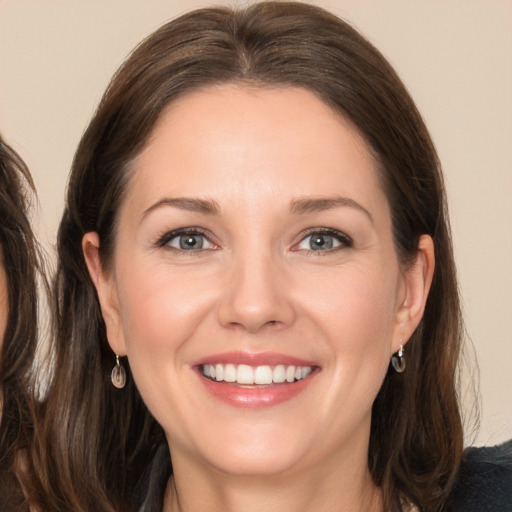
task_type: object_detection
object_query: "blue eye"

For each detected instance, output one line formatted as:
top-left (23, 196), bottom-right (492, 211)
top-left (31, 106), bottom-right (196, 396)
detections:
top-left (160, 230), bottom-right (215, 251)
top-left (296, 230), bottom-right (351, 251)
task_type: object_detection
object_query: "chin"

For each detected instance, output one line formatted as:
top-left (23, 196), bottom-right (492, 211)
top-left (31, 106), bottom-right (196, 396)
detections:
top-left (204, 447), bottom-right (304, 478)
top-left (189, 421), bottom-right (315, 477)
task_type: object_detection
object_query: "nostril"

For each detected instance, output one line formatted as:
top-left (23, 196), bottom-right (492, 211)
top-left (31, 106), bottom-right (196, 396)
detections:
top-left (216, 270), bottom-right (296, 332)
top-left (224, 317), bottom-right (287, 334)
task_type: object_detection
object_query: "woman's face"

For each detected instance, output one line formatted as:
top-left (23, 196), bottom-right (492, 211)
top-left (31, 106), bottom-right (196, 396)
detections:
top-left (86, 86), bottom-right (431, 478)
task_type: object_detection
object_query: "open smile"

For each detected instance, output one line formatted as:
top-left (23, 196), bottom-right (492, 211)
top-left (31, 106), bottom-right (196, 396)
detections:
top-left (202, 363), bottom-right (313, 385)
top-left (194, 353), bottom-right (319, 408)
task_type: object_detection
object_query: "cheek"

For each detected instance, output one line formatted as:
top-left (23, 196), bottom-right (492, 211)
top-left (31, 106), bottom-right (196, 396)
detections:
top-left (299, 263), bottom-right (398, 400)
top-left (302, 263), bottom-right (398, 347)
top-left (113, 262), bottom-right (218, 431)
top-left (114, 261), bottom-right (220, 377)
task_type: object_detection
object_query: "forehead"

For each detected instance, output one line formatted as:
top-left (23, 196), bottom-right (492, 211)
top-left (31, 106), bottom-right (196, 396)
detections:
top-left (122, 85), bottom-right (387, 216)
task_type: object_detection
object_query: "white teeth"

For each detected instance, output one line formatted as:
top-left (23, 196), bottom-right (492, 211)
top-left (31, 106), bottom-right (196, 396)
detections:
top-left (301, 366), bottom-right (312, 379)
top-left (237, 364), bottom-right (254, 384)
top-left (254, 365), bottom-right (273, 385)
top-left (272, 365), bottom-right (286, 383)
top-left (285, 365), bottom-right (296, 383)
top-left (202, 363), bottom-right (313, 385)
top-left (223, 364), bottom-right (237, 383)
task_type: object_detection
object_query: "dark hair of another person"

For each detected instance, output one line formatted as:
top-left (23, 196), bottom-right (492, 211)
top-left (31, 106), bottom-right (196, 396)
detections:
top-left (0, 135), bottom-right (44, 510)
top-left (37, 2), bottom-right (469, 511)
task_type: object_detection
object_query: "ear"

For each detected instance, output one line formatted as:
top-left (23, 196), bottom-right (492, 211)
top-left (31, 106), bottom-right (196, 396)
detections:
top-left (82, 232), bottom-right (127, 356)
top-left (393, 234), bottom-right (435, 352)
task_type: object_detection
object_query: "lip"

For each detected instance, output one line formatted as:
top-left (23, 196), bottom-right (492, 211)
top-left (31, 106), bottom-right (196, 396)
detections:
top-left (192, 351), bottom-right (317, 367)
top-left (192, 351), bottom-right (319, 408)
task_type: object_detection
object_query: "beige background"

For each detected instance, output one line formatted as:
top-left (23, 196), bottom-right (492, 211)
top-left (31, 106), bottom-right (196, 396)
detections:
top-left (1, 0), bottom-right (510, 446)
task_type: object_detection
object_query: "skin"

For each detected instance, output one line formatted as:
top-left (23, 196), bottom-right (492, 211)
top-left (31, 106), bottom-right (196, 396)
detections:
top-left (84, 86), bottom-right (434, 512)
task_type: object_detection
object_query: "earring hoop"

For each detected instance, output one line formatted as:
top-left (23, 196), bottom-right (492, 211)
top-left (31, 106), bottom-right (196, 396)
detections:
top-left (111, 355), bottom-right (127, 389)
top-left (391, 342), bottom-right (406, 373)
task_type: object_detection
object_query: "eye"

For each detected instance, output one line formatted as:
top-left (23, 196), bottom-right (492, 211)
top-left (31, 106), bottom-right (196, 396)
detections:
top-left (295, 229), bottom-right (352, 252)
top-left (159, 229), bottom-right (216, 251)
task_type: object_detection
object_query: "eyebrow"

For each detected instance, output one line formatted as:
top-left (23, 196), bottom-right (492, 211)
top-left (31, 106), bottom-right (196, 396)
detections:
top-left (289, 196), bottom-right (374, 223)
top-left (142, 195), bottom-right (373, 223)
top-left (142, 197), bottom-right (220, 218)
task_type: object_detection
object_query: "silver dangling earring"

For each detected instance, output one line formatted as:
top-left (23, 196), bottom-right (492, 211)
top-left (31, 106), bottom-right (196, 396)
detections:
top-left (111, 355), bottom-right (127, 389)
top-left (391, 342), bottom-right (406, 373)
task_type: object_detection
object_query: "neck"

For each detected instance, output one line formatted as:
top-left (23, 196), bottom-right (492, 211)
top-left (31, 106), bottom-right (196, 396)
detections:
top-left (163, 446), bottom-right (382, 512)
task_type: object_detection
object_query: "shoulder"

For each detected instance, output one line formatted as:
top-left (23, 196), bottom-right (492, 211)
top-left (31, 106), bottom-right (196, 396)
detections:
top-left (444, 440), bottom-right (512, 512)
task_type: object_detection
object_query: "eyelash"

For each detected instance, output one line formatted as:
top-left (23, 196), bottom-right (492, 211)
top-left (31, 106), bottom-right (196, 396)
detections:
top-left (155, 227), bottom-right (353, 253)
top-left (155, 227), bottom-right (216, 251)
top-left (293, 228), bottom-right (353, 253)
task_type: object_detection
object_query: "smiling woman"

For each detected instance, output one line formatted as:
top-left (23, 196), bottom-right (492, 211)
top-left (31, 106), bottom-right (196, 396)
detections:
top-left (83, 88), bottom-right (431, 482)
top-left (36, 2), bottom-right (510, 512)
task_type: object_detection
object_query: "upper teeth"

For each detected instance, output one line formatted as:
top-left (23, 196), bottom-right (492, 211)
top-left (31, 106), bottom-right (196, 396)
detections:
top-left (202, 364), bottom-right (312, 385)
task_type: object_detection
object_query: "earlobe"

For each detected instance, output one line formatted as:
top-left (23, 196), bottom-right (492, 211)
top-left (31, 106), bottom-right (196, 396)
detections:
top-left (394, 234), bottom-right (435, 351)
top-left (82, 232), bottom-right (127, 356)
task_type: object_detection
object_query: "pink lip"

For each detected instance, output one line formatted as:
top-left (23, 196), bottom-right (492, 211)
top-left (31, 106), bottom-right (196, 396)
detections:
top-left (192, 351), bottom-right (317, 367)
top-left (192, 351), bottom-right (319, 409)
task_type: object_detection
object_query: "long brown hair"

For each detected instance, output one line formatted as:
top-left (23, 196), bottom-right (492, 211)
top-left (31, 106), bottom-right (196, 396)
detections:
top-left (39, 2), bottom-right (467, 511)
top-left (0, 135), bottom-right (45, 510)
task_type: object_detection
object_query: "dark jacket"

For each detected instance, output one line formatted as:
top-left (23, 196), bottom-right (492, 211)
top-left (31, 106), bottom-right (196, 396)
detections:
top-left (444, 440), bottom-right (512, 511)
top-left (133, 441), bottom-right (512, 512)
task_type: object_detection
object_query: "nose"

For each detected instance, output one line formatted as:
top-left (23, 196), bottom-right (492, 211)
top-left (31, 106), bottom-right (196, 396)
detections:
top-left (216, 249), bottom-right (296, 334)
